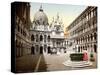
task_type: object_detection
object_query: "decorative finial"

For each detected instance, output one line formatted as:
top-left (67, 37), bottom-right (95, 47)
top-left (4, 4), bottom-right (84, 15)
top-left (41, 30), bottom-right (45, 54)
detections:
top-left (52, 17), bottom-right (54, 22)
top-left (57, 12), bottom-right (59, 19)
top-left (39, 4), bottom-right (43, 12)
top-left (40, 4), bottom-right (42, 9)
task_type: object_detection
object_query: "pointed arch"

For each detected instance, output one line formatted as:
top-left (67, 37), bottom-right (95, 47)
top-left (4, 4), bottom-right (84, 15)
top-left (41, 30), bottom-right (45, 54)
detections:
top-left (31, 34), bottom-right (34, 41)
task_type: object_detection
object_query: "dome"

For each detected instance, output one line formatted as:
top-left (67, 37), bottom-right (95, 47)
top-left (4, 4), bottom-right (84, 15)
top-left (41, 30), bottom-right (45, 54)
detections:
top-left (34, 5), bottom-right (48, 25)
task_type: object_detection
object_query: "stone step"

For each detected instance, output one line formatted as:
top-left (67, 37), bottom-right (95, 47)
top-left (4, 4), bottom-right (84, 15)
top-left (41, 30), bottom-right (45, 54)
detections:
top-left (63, 60), bottom-right (92, 68)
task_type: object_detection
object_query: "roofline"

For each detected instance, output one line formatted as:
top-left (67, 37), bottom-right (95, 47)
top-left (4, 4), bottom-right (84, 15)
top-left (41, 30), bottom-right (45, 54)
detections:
top-left (67, 6), bottom-right (97, 28)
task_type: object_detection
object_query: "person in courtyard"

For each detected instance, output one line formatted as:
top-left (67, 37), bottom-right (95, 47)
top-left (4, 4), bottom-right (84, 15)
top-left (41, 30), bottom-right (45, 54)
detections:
top-left (90, 50), bottom-right (95, 61)
top-left (83, 50), bottom-right (88, 61)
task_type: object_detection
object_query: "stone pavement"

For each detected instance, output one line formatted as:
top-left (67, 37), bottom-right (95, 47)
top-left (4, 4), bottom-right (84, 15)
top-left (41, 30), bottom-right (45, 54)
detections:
top-left (16, 54), bottom-right (41, 73)
top-left (43, 54), bottom-right (70, 71)
top-left (42, 53), bottom-right (97, 71)
top-left (15, 53), bottom-right (97, 73)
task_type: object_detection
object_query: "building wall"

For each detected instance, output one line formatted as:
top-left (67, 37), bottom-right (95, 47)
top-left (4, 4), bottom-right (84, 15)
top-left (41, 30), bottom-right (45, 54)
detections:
top-left (30, 30), bottom-right (66, 54)
top-left (15, 2), bottom-right (32, 57)
top-left (67, 6), bottom-right (97, 53)
top-left (30, 12), bottom-right (66, 54)
top-left (30, 30), bottom-right (51, 54)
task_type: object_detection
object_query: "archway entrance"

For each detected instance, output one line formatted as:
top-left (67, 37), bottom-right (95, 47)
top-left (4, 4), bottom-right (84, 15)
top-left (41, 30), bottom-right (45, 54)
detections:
top-left (40, 46), bottom-right (43, 54)
top-left (48, 46), bottom-right (51, 53)
top-left (78, 46), bottom-right (80, 52)
top-left (31, 46), bottom-right (35, 54)
top-left (94, 45), bottom-right (97, 53)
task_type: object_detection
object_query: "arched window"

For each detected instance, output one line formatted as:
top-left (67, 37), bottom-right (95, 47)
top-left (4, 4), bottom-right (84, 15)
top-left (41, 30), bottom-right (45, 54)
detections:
top-left (94, 33), bottom-right (97, 40)
top-left (40, 35), bottom-right (43, 41)
top-left (44, 45), bottom-right (46, 52)
top-left (83, 37), bottom-right (85, 42)
top-left (83, 46), bottom-right (84, 50)
top-left (31, 35), bottom-right (34, 41)
top-left (86, 36), bottom-right (88, 42)
top-left (44, 35), bottom-right (46, 42)
top-left (36, 34), bottom-right (38, 42)
top-left (40, 46), bottom-right (43, 54)
top-left (48, 35), bottom-right (50, 42)
top-left (94, 44), bottom-right (97, 53)
top-left (88, 35), bottom-right (90, 41)
top-left (78, 46), bottom-right (80, 52)
top-left (31, 46), bottom-right (35, 54)
top-left (91, 34), bottom-right (93, 41)
top-left (81, 38), bottom-right (82, 43)
top-left (48, 46), bottom-right (51, 53)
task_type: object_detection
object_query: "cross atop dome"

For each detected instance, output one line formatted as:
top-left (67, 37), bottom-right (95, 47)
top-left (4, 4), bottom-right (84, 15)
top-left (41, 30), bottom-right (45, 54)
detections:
top-left (39, 4), bottom-right (43, 12)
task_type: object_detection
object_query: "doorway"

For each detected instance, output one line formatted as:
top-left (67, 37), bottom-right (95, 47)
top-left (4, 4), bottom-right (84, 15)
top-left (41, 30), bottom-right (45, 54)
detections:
top-left (31, 46), bottom-right (35, 54)
top-left (48, 46), bottom-right (51, 53)
top-left (94, 45), bottom-right (97, 53)
top-left (40, 46), bottom-right (43, 54)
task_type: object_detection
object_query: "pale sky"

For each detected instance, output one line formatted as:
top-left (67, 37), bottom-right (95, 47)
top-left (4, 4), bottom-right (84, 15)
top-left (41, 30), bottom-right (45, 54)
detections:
top-left (30, 2), bottom-right (87, 31)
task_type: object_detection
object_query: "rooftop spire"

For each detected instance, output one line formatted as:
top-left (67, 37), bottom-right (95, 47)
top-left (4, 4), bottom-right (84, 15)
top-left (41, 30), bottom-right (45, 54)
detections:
top-left (52, 17), bottom-right (54, 22)
top-left (39, 4), bottom-right (43, 12)
top-left (57, 12), bottom-right (59, 19)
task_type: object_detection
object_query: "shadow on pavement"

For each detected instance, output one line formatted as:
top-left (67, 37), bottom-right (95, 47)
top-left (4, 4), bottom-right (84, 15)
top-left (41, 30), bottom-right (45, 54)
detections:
top-left (15, 54), bottom-right (47, 73)
top-left (37, 54), bottom-right (47, 72)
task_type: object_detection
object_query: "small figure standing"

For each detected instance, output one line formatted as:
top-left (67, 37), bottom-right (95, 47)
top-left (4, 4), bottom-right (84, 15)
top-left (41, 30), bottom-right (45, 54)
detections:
top-left (83, 50), bottom-right (88, 61)
top-left (90, 50), bottom-right (95, 61)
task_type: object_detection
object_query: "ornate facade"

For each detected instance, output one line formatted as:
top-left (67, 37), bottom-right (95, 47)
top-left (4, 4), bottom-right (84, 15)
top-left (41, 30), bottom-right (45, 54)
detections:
top-left (50, 14), bottom-right (66, 54)
top-left (15, 2), bottom-right (32, 57)
top-left (30, 6), bottom-right (66, 54)
top-left (66, 6), bottom-right (97, 53)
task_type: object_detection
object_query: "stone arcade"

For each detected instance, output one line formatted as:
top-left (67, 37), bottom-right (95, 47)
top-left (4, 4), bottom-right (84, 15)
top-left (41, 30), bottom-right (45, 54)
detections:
top-left (66, 6), bottom-right (97, 53)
